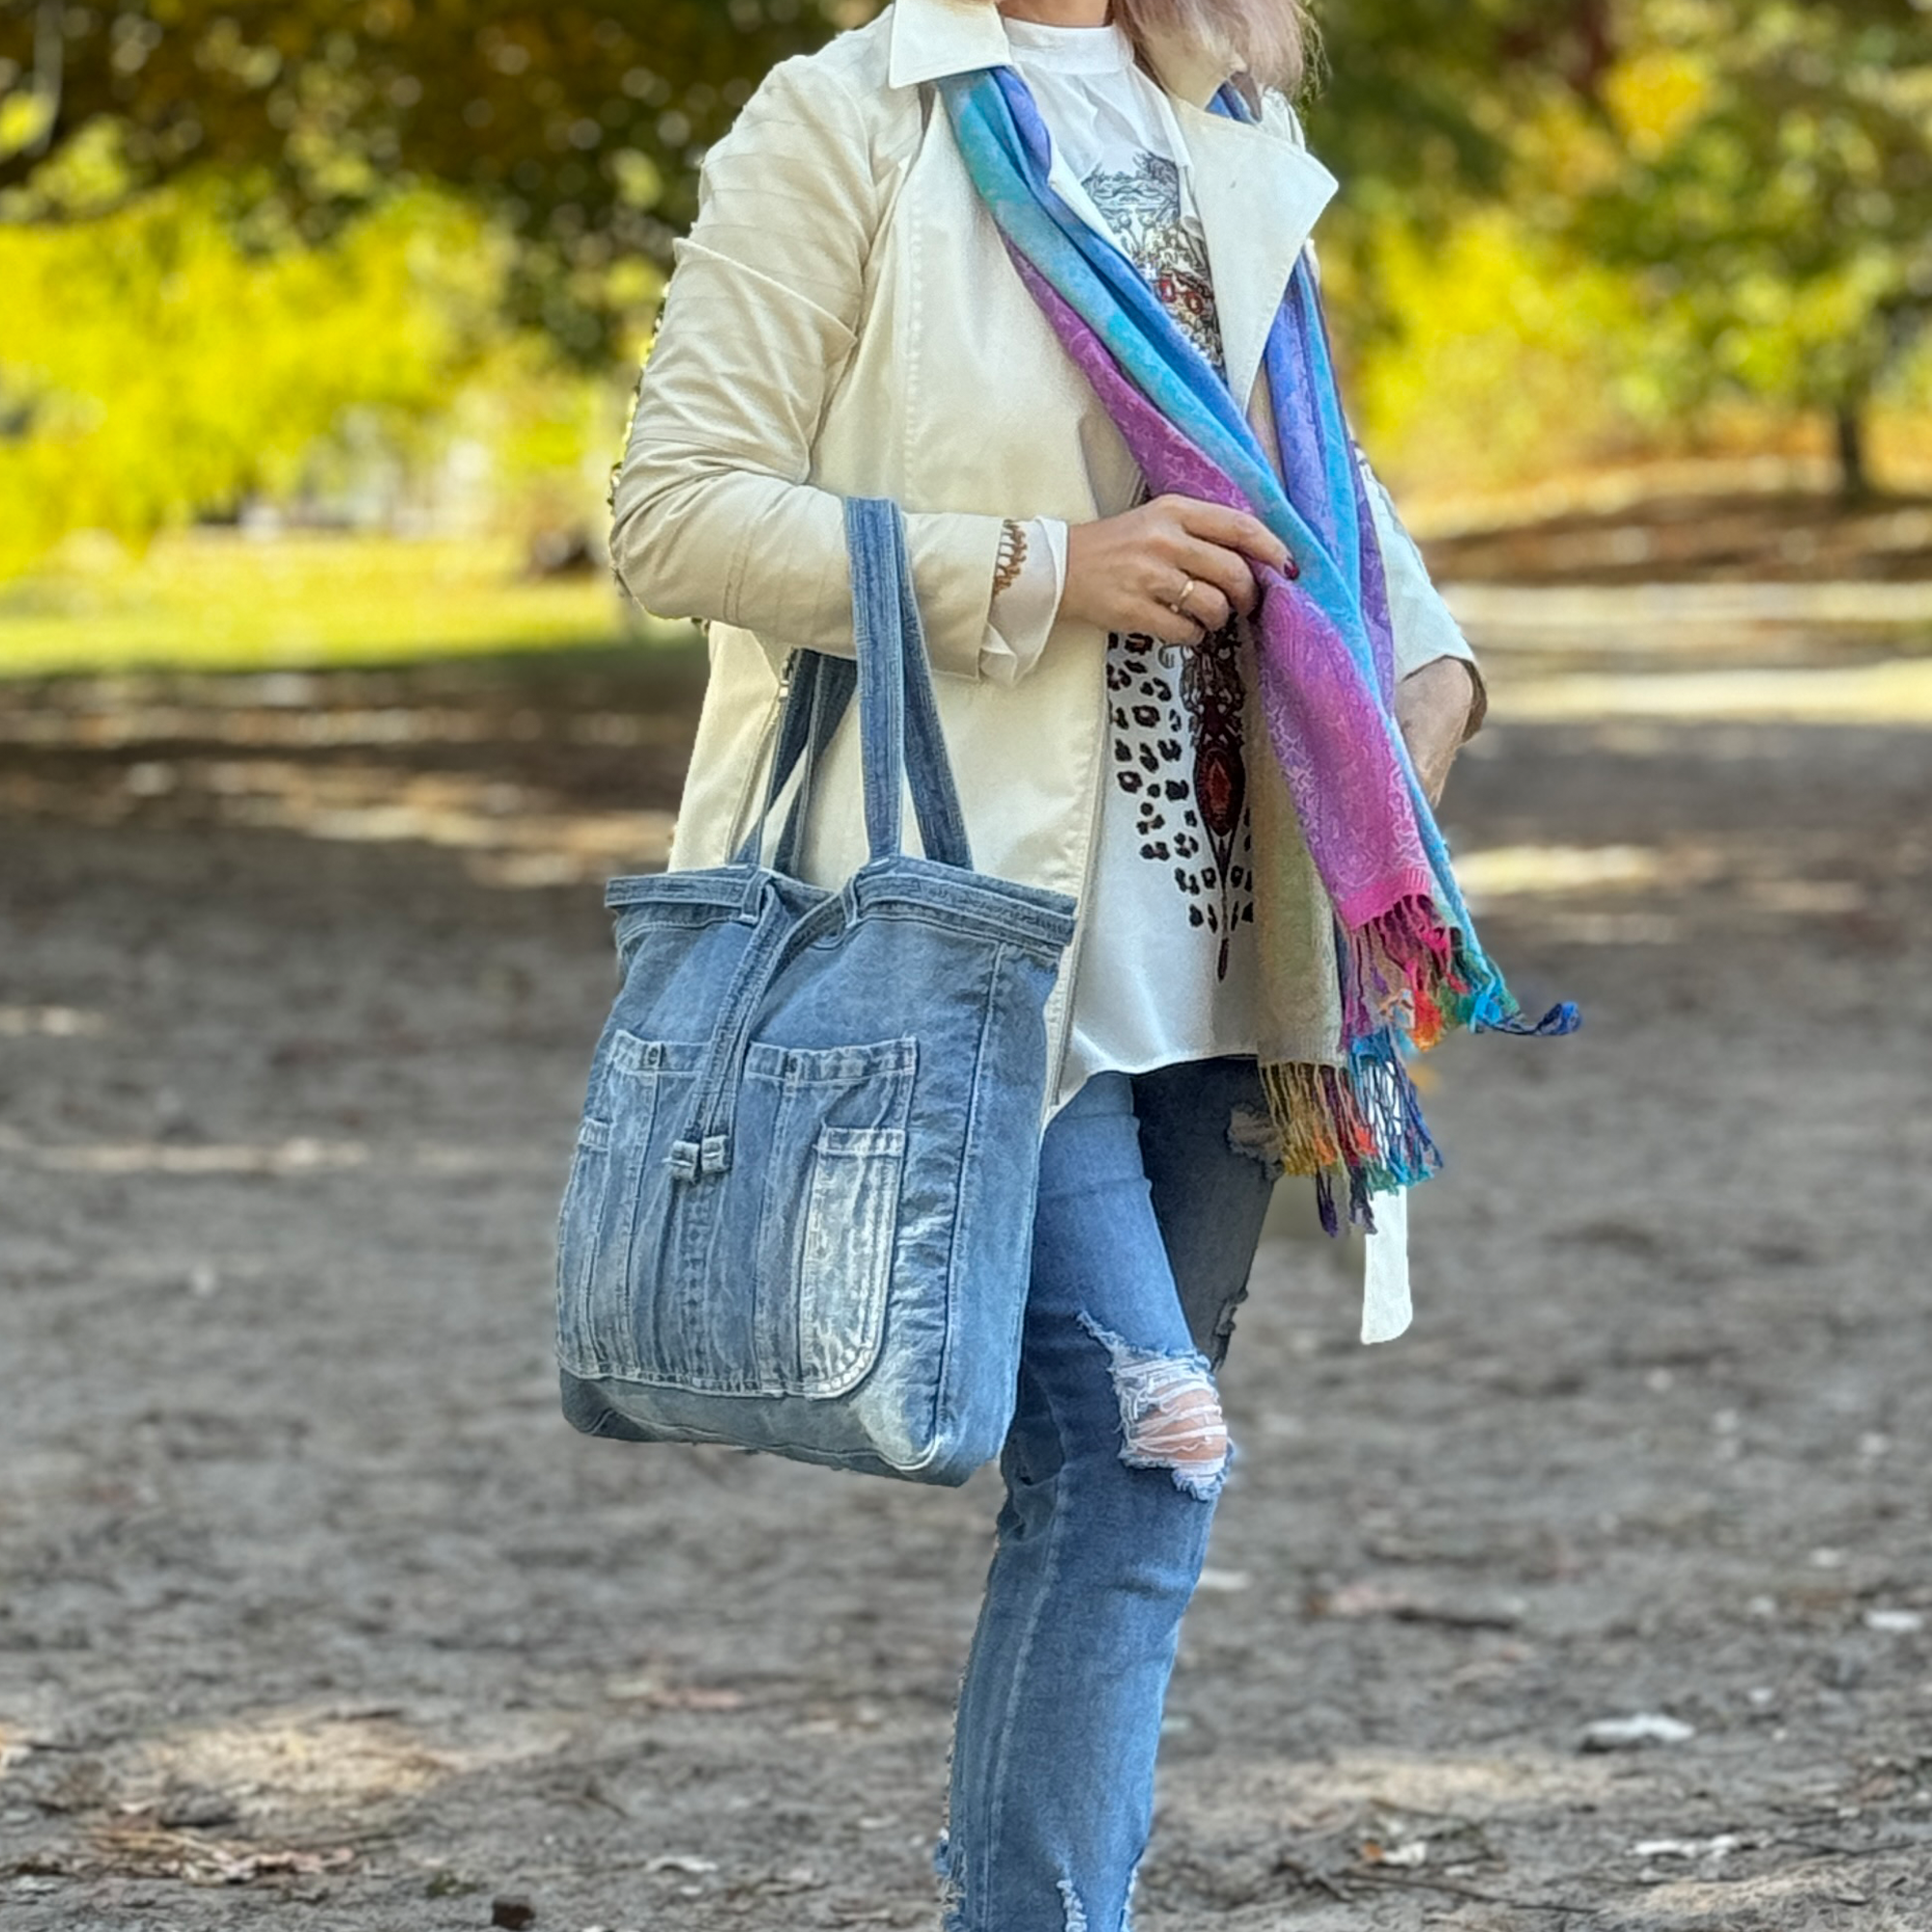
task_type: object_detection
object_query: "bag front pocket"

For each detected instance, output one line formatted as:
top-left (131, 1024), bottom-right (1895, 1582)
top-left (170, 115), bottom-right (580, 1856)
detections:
top-left (572, 1034), bottom-right (916, 1398)
top-left (747, 1039), bottom-right (916, 1398)
top-left (554, 1030), bottom-right (673, 1380)
top-left (788, 1122), bottom-right (909, 1396)
top-left (554, 1114), bottom-right (614, 1369)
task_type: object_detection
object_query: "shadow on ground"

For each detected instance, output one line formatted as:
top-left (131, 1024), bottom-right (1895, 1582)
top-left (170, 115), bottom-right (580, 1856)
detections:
top-left (3, 627), bottom-right (1930, 1931)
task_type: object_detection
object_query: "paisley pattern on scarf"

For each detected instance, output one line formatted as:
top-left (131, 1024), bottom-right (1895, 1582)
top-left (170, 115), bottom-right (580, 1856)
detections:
top-left (1088, 152), bottom-right (1251, 978)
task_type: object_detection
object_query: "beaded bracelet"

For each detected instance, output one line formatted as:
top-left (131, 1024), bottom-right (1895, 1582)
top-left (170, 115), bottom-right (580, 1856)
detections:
top-left (991, 519), bottom-right (1029, 598)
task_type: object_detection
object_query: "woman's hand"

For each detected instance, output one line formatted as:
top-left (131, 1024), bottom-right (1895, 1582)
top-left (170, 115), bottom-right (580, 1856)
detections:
top-left (1064, 496), bottom-right (1476, 802)
top-left (1062, 494), bottom-right (1289, 646)
top-left (1395, 657), bottom-right (1479, 806)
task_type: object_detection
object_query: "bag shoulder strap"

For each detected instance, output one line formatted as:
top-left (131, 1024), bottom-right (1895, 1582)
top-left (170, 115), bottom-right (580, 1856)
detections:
top-left (737, 498), bottom-right (973, 873)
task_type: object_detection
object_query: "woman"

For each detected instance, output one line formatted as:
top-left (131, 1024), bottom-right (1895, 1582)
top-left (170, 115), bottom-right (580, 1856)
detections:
top-left (610, 0), bottom-right (1488, 1925)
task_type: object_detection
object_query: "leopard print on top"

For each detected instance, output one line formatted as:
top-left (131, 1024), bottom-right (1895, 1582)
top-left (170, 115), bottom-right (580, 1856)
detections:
top-left (1084, 151), bottom-right (1255, 979)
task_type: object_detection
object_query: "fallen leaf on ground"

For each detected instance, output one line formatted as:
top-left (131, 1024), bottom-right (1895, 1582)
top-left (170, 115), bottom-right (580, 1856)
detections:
top-left (604, 1677), bottom-right (746, 1711)
top-left (89, 1823), bottom-right (355, 1887)
top-left (1633, 1834), bottom-right (1741, 1860)
top-left (1362, 1839), bottom-right (1430, 1867)
top-left (1581, 1713), bottom-right (1695, 1750)
top-left (1862, 1608), bottom-right (1924, 1634)
top-left (1312, 1580), bottom-right (1522, 1631)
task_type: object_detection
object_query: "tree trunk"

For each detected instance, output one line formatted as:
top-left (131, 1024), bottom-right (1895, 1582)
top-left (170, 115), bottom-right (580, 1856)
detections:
top-left (27, 0), bottom-right (64, 158)
top-left (1834, 401), bottom-right (1872, 501)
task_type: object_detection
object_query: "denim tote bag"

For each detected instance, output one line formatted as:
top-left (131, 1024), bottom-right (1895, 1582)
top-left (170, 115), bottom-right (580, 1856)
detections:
top-left (555, 497), bottom-right (1078, 1483)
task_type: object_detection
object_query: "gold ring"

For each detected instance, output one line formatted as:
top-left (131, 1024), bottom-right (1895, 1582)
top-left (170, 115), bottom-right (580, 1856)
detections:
top-left (1172, 575), bottom-right (1197, 612)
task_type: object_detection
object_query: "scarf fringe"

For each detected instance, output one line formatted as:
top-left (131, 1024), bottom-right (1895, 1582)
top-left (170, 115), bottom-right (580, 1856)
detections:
top-left (1349, 895), bottom-right (1584, 1050)
top-left (1346, 894), bottom-right (1461, 1050)
top-left (1260, 1045), bottom-right (1441, 1239)
top-left (1267, 897), bottom-right (1580, 1237)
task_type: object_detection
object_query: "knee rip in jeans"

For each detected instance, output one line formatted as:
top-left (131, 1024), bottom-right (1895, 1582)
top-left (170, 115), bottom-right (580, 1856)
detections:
top-left (1078, 1314), bottom-right (1229, 1501)
top-left (1226, 1101), bottom-right (1285, 1179)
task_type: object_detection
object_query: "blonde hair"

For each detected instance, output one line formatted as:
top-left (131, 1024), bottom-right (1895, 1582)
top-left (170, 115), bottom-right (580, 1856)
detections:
top-left (1112, 0), bottom-right (1317, 95)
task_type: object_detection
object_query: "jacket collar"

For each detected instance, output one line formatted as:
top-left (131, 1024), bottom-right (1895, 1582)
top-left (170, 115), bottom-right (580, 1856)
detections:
top-left (887, 0), bottom-right (1236, 109)
top-left (888, 0), bottom-right (1336, 410)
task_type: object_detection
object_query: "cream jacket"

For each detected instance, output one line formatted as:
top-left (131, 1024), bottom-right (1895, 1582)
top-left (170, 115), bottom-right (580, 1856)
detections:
top-left (610, 0), bottom-right (1483, 1340)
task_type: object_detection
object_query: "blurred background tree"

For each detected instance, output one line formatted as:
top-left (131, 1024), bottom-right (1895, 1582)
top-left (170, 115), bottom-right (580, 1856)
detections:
top-left (0, 0), bottom-right (1610, 348)
top-left (1318, 0), bottom-right (1932, 500)
top-left (0, 0), bottom-right (827, 355)
top-left (1569, 0), bottom-right (1932, 499)
top-left (1, 0), bottom-right (1928, 607)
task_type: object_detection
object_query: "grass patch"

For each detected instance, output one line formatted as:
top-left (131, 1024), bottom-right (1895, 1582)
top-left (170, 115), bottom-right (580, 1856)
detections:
top-left (0, 530), bottom-right (694, 678)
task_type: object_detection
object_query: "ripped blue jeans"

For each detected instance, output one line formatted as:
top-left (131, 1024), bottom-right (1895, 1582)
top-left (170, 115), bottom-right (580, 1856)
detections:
top-left (940, 1057), bottom-right (1278, 1932)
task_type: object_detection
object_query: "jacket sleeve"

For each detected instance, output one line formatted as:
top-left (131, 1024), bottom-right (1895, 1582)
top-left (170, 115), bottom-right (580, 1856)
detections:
top-left (609, 55), bottom-right (1007, 681)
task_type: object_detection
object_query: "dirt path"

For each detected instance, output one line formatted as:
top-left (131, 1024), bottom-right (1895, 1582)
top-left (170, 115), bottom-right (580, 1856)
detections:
top-left (3, 645), bottom-right (1931, 1932)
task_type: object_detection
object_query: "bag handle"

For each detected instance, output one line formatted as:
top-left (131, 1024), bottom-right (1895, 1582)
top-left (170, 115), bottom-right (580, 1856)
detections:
top-left (733, 498), bottom-right (973, 874)
top-left (850, 496), bottom-right (975, 868)
top-left (668, 499), bottom-right (972, 1181)
top-left (731, 648), bottom-right (853, 875)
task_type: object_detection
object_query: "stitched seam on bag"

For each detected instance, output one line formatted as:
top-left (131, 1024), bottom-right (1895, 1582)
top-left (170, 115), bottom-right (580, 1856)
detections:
top-left (742, 1037), bottom-right (918, 1083)
top-left (853, 902), bottom-right (1072, 956)
top-left (900, 147), bottom-right (923, 537)
top-left (930, 942), bottom-right (1008, 1433)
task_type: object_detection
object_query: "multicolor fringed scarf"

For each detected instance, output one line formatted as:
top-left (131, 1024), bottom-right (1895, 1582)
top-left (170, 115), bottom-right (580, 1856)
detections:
top-left (940, 67), bottom-right (1577, 1235)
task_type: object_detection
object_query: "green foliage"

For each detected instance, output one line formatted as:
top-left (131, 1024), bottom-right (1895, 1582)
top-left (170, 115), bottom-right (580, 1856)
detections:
top-left (0, 0), bottom-right (840, 357)
top-left (0, 528), bottom-right (668, 677)
top-left (1313, 0), bottom-right (1932, 492)
top-left (0, 168), bottom-right (637, 577)
top-left (1556, 1), bottom-right (1932, 479)
top-left (3, 0), bottom-right (1928, 582)
top-left (0, 0), bottom-right (1604, 354)
top-left (1306, 0), bottom-right (1609, 213)
top-left (1350, 209), bottom-right (1679, 491)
